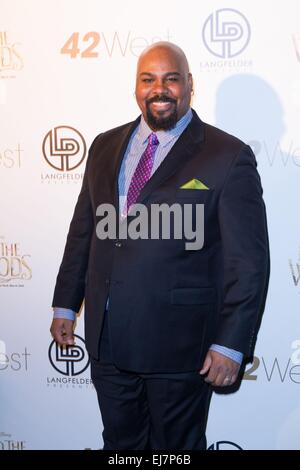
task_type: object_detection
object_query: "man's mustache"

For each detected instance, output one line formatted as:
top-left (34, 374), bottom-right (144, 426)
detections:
top-left (146, 95), bottom-right (177, 105)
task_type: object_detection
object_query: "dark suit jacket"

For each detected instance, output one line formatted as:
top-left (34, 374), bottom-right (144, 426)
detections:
top-left (52, 109), bottom-right (270, 373)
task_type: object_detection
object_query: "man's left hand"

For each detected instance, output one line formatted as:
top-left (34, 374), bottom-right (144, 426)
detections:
top-left (199, 350), bottom-right (240, 387)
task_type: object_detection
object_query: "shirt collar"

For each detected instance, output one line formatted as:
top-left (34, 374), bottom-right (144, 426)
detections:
top-left (137, 108), bottom-right (193, 148)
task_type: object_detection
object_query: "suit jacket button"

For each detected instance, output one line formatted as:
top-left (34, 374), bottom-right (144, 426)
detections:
top-left (115, 242), bottom-right (122, 247)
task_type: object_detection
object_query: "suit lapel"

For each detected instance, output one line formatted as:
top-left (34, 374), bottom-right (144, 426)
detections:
top-left (102, 117), bottom-right (141, 211)
top-left (137, 110), bottom-right (205, 205)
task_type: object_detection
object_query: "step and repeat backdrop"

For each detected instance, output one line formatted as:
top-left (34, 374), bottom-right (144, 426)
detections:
top-left (1, 0), bottom-right (300, 450)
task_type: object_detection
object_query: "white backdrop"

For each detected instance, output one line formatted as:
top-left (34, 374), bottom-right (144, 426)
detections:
top-left (1, 0), bottom-right (300, 450)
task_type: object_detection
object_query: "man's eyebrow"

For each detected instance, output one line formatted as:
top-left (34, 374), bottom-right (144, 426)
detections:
top-left (139, 72), bottom-right (182, 76)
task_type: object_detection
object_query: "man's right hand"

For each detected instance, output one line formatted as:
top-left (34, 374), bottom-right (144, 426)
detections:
top-left (50, 318), bottom-right (75, 347)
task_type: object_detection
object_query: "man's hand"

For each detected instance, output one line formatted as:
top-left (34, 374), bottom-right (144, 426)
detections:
top-left (199, 350), bottom-right (240, 387)
top-left (50, 318), bottom-right (75, 347)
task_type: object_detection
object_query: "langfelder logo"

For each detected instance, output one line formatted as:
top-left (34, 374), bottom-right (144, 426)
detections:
top-left (208, 440), bottom-right (243, 450)
top-left (202, 8), bottom-right (251, 59)
top-left (42, 126), bottom-right (86, 172)
top-left (48, 334), bottom-right (90, 376)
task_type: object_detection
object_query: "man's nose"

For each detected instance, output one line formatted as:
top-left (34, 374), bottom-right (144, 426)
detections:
top-left (152, 79), bottom-right (168, 95)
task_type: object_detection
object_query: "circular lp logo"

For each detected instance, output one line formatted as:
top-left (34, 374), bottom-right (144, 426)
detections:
top-left (208, 440), bottom-right (243, 450)
top-left (42, 125), bottom-right (86, 171)
top-left (202, 8), bottom-right (251, 58)
top-left (48, 334), bottom-right (90, 376)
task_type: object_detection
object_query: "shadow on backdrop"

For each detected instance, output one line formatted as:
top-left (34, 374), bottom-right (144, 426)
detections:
top-left (215, 74), bottom-right (285, 152)
top-left (214, 73), bottom-right (299, 205)
top-left (212, 75), bottom-right (286, 395)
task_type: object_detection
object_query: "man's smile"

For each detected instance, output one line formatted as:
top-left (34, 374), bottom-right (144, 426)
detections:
top-left (149, 101), bottom-right (174, 111)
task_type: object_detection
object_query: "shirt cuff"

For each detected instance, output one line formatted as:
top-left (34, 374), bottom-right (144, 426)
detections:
top-left (53, 307), bottom-right (76, 321)
top-left (209, 344), bottom-right (243, 365)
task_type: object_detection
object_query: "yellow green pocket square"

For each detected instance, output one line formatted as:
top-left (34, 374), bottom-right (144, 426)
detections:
top-left (180, 178), bottom-right (209, 190)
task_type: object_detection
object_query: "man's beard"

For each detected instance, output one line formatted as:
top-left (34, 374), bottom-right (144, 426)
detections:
top-left (145, 95), bottom-right (178, 131)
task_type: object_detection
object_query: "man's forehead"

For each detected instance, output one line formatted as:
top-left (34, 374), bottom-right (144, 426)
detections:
top-left (137, 58), bottom-right (184, 75)
top-left (139, 49), bottom-right (180, 64)
top-left (137, 46), bottom-right (188, 74)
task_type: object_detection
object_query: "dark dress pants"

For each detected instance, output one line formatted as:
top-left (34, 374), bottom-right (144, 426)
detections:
top-left (90, 311), bottom-right (212, 450)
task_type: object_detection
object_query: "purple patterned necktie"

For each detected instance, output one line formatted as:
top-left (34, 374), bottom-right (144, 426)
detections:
top-left (126, 132), bottom-right (159, 215)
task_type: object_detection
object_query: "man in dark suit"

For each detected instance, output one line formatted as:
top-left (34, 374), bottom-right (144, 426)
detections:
top-left (50, 42), bottom-right (269, 450)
